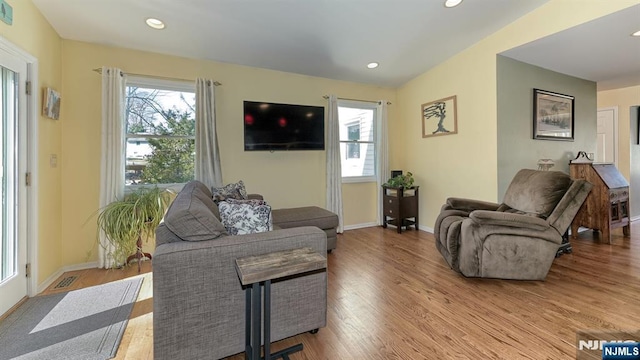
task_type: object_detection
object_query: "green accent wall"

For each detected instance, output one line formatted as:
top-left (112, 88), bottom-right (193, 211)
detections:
top-left (496, 55), bottom-right (597, 199)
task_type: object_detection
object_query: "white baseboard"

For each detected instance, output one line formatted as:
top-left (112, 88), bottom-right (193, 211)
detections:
top-left (37, 261), bottom-right (98, 294)
top-left (343, 222), bottom-right (378, 231)
top-left (418, 224), bottom-right (434, 234)
top-left (631, 215), bottom-right (640, 223)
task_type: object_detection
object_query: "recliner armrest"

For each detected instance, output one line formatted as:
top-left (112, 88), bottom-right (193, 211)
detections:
top-left (247, 193), bottom-right (264, 200)
top-left (446, 197), bottom-right (500, 212)
top-left (469, 210), bottom-right (548, 231)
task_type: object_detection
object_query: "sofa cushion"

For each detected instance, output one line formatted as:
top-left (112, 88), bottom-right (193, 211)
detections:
top-left (502, 169), bottom-right (572, 218)
top-left (212, 180), bottom-right (248, 203)
top-left (218, 199), bottom-right (272, 235)
top-left (164, 180), bottom-right (227, 241)
top-left (272, 206), bottom-right (338, 230)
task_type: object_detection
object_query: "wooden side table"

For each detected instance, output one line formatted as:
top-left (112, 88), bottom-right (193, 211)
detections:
top-left (235, 247), bottom-right (327, 360)
top-left (381, 185), bottom-right (419, 233)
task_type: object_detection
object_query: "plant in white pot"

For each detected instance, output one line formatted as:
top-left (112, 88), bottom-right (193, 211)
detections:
top-left (97, 186), bottom-right (174, 270)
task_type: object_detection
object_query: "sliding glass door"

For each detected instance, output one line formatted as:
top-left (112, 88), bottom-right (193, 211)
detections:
top-left (0, 48), bottom-right (28, 317)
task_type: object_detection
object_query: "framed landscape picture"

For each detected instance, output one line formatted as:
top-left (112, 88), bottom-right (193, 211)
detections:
top-left (43, 87), bottom-right (61, 120)
top-left (422, 95), bottom-right (457, 138)
top-left (533, 89), bottom-right (574, 141)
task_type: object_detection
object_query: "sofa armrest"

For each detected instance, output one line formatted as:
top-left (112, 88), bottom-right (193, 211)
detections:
top-left (469, 210), bottom-right (548, 231)
top-left (247, 193), bottom-right (264, 200)
top-left (153, 226), bottom-right (327, 360)
top-left (445, 197), bottom-right (500, 212)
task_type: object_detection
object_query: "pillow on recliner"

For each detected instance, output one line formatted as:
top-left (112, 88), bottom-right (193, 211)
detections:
top-left (502, 169), bottom-right (572, 218)
top-left (164, 181), bottom-right (227, 241)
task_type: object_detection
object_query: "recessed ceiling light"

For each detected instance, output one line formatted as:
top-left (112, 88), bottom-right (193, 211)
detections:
top-left (145, 18), bottom-right (165, 30)
top-left (632, 30), bottom-right (640, 37)
top-left (444, 0), bottom-right (463, 8)
top-left (367, 62), bottom-right (379, 69)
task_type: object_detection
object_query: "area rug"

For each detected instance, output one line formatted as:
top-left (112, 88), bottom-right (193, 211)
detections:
top-left (0, 277), bottom-right (143, 360)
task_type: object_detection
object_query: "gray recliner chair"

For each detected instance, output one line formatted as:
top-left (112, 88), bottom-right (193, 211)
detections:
top-left (434, 169), bottom-right (592, 280)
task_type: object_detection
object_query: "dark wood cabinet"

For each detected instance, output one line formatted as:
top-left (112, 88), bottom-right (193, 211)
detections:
top-left (570, 163), bottom-right (630, 244)
top-left (381, 186), bottom-right (419, 233)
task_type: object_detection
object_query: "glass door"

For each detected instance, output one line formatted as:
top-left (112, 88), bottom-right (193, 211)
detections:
top-left (0, 48), bottom-right (28, 317)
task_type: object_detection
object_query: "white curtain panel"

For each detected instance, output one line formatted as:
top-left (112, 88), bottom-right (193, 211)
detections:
top-left (99, 67), bottom-right (126, 268)
top-left (326, 95), bottom-right (344, 233)
top-left (195, 78), bottom-right (223, 190)
top-left (376, 100), bottom-right (390, 225)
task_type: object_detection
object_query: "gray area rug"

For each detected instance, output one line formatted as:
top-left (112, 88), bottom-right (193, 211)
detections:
top-left (0, 277), bottom-right (143, 360)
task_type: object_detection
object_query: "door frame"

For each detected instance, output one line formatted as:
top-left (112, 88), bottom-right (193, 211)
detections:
top-left (597, 106), bottom-right (619, 167)
top-left (0, 36), bottom-right (39, 297)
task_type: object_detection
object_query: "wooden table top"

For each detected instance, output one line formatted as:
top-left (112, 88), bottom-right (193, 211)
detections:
top-left (235, 247), bottom-right (326, 285)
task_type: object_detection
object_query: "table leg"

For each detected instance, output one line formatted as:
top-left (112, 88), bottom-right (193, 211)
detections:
top-left (245, 287), bottom-right (251, 360)
top-left (264, 280), bottom-right (271, 360)
top-left (251, 282), bottom-right (261, 360)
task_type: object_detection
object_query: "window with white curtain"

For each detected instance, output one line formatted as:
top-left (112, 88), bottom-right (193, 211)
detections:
top-left (124, 77), bottom-right (195, 188)
top-left (338, 100), bottom-right (377, 182)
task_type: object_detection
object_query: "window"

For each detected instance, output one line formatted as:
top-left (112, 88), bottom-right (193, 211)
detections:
top-left (125, 77), bottom-right (195, 187)
top-left (338, 100), bottom-right (377, 182)
top-left (346, 124), bottom-right (360, 159)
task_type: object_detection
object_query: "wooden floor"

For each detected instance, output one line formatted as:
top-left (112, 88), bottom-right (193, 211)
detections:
top-left (39, 225), bottom-right (640, 359)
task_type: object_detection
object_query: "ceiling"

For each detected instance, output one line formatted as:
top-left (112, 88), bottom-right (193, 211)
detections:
top-left (31, 0), bottom-right (639, 89)
top-left (502, 3), bottom-right (640, 91)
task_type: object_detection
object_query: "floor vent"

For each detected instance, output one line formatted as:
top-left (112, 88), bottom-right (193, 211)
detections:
top-left (53, 275), bottom-right (78, 289)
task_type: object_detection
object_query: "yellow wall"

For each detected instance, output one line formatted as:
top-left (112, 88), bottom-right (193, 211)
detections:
top-left (396, 0), bottom-right (638, 230)
top-left (60, 40), bottom-right (397, 265)
top-left (1, 1), bottom-right (63, 284)
top-left (597, 85), bottom-right (640, 180)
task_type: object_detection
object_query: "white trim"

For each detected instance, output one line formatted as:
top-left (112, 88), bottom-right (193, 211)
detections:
top-left (343, 222), bottom-right (378, 231)
top-left (631, 215), bottom-right (640, 223)
top-left (126, 75), bottom-right (194, 92)
top-left (341, 176), bottom-right (376, 184)
top-left (36, 262), bottom-right (99, 294)
top-left (418, 224), bottom-right (434, 233)
top-left (0, 36), bottom-right (39, 298)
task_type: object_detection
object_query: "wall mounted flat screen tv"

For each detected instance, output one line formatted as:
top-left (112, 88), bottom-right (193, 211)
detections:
top-left (244, 101), bottom-right (325, 151)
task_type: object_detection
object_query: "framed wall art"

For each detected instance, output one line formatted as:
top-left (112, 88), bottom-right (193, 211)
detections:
top-left (43, 87), bottom-right (61, 120)
top-left (422, 95), bottom-right (457, 138)
top-left (533, 89), bottom-right (574, 141)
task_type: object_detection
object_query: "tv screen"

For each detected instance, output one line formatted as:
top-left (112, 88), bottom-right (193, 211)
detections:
top-left (244, 101), bottom-right (325, 151)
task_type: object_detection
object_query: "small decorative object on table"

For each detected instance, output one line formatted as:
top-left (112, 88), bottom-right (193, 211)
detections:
top-left (537, 159), bottom-right (555, 171)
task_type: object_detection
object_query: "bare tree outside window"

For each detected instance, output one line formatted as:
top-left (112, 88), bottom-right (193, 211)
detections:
top-left (125, 85), bottom-right (195, 186)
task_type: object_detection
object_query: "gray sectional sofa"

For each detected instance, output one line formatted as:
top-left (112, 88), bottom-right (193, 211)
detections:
top-left (153, 181), bottom-right (330, 360)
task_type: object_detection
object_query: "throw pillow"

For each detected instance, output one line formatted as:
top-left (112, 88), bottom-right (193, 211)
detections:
top-left (218, 199), bottom-right (272, 235)
top-left (211, 180), bottom-right (248, 203)
top-left (164, 180), bottom-right (227, 241)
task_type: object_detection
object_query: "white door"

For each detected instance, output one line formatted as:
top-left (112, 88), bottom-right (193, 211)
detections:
top-left (596, 107), bottom-right (618, 165)
top-left (0, 47), bottom-right (29, 317)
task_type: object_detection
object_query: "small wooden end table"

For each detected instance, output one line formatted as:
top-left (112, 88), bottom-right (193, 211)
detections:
top-left (235, 247), bottom-right (326, 360)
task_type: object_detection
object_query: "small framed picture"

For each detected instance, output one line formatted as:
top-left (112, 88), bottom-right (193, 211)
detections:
top-left (533, 89), bottom-right (574, 141)
top-left (43, 87), bottom-right (61, 120)
top-left (422, 95), bottom-right (457, 138)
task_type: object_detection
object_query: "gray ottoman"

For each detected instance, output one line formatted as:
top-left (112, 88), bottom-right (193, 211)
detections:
top-left (272, 206), bottom-right (339, 252)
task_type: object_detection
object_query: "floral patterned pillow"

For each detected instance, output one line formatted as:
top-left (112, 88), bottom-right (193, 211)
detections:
top-left (218, 199), bottom-right (272, 235)
top-left (211, 180), bottom-right (248, 203)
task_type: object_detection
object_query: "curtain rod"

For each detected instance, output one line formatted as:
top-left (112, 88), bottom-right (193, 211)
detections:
top-left (92, 68), bottom-right (222, 86)
top-left (323, 95), bottom-right (391, 105)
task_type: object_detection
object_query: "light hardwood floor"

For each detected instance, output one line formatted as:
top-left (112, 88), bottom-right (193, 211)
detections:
top-left (40, 225), bottom-right (640, 359)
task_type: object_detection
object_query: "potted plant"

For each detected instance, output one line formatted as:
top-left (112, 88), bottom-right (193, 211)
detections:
top-left (383, 171), bottom-right (415, 188)
top-left (97, 186), bottom-right (174, 269)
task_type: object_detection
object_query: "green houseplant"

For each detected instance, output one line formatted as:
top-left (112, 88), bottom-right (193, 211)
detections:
top-left (383, 171), bottom-right (415, 188)
top-left (97, 187), bottom-right (174, 268)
